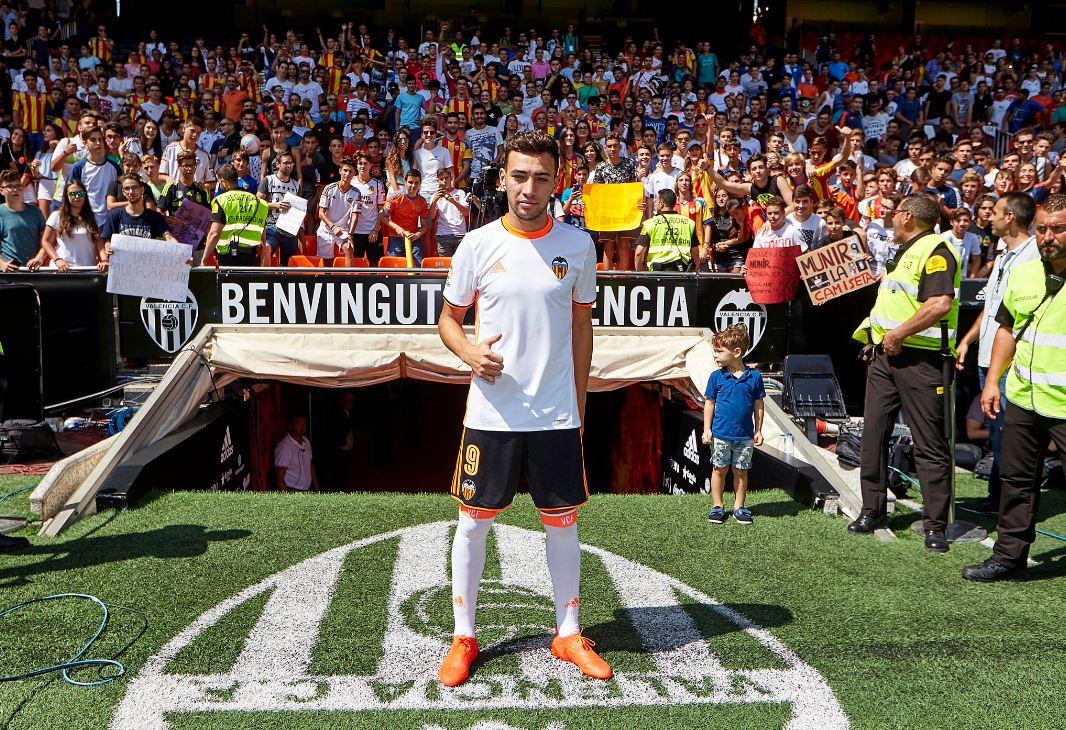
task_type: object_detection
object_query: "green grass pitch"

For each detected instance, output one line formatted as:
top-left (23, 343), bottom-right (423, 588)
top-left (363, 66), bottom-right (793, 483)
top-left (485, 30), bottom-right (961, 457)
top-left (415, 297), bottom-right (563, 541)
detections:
top-left (0, 474), bottom-right (1064, 729)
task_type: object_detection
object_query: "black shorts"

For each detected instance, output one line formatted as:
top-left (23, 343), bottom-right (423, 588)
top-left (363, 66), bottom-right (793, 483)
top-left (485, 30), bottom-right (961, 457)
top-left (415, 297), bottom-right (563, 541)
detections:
top-left (450, 427), bottom-right (588, 513)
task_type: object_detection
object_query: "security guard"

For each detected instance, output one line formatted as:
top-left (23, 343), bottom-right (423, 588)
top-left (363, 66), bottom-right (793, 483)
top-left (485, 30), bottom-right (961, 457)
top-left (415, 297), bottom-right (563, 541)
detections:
top-left (204, 163), bottom-right (269, 267)
top-left (964, 194), bottom-right (1066, 581)
top-left (634, 189), bottom-right (699, 272)
top-left (849, 193), bottom-right (960, 552)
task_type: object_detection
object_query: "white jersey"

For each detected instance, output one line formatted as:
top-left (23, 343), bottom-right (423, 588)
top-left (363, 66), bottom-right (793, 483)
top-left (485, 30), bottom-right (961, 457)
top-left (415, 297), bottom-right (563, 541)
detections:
top-left (753, 220), bottom-right (808, 251)
top-left (351, 177), bottom-right (385, 234)
top-left (443, 217), bottom-right (597, 432)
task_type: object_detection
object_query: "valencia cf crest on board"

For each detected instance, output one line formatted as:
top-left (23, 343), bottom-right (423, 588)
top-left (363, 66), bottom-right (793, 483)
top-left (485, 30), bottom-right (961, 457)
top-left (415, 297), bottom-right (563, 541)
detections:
top-left (461, 479), bottom-right (476, 500)
top-left (140, 289), bottom-right (198, 354)
top-left (551, 256), bottom-right (568, 280)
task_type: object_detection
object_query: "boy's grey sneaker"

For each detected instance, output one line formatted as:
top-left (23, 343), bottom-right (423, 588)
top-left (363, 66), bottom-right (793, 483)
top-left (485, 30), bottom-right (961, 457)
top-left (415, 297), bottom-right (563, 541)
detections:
top-left (733, 508), bottom-right (753, 525)
top-left (707, 506), bottom-right (726, 524)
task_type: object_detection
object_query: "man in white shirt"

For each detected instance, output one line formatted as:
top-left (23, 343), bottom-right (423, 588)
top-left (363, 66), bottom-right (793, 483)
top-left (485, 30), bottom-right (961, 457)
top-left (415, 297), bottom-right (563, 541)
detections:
top-left (414, 118), bottom-right (454, 202)
top-left (293, 64), bottom-right (325, 121)
top-left (464, 103), bottom-right (503, 184)
top-left (274, 416), bottom-right (318, 492)
top-left (862, 193), bottom-right (900, 276)
top-left (954, 192), bottom-right (1038, 512)
top-left (160, 117), bottom-right (214, 183)
top-left (499, 95), bottom-right (532, 133)
top-left (753, 196), bottom-right (807, 251)
top-left (785, 186), bottom-right (825, 250)
top-left (436, 129), bottom-right (609, 689)
top-left (643, 142), bottom-right (680, 200)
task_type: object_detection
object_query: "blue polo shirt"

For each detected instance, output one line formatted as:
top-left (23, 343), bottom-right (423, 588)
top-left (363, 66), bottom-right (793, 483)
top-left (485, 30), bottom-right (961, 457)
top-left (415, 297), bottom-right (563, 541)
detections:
top-left (705, 367), bottom-right (766, 441)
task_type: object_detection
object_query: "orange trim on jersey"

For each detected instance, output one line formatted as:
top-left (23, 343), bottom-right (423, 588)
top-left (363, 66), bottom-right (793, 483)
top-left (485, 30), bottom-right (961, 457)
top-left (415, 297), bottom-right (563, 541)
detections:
top-left (501, 216), bottom-right (554, 239)
top-left (460, 504), bottom-right (500, 521)
top-left (572, 299), bottom-right (595, 308)
top-left (540, 510), bottom-right (578, 528)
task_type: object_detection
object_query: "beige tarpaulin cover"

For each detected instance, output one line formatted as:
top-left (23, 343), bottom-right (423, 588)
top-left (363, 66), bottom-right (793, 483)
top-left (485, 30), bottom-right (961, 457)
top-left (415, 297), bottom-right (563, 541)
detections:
top-left (203, 325), bottom-right (713, 393)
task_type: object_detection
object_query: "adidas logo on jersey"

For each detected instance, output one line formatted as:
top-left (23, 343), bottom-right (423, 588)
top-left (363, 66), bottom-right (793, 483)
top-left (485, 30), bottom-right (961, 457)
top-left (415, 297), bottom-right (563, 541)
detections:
top-left (490, 261), bottom-right (506, 274)
top-left (683, 430), bottom-right (700, 465)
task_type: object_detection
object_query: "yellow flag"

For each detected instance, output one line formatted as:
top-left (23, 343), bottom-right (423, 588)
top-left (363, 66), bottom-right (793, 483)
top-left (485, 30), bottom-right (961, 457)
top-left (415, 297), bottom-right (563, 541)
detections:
top-left (583, 182), bottom-right (645, 232)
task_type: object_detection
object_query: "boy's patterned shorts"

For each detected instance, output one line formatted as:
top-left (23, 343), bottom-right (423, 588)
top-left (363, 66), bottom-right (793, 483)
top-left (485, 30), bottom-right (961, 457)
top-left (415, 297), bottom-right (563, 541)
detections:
top-left (712, 438), bottom-right (754, 470)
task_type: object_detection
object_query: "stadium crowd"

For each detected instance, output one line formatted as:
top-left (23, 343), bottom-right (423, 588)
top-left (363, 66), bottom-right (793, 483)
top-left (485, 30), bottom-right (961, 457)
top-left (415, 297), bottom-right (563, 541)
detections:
top-left (0, 3), bottom-right (1063, 273)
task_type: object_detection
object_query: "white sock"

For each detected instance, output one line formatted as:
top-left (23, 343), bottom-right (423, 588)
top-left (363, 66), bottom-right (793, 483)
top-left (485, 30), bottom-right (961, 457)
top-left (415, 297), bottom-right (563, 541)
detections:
top-left (451, 509), bottom-right (494, 638)
top-left (543, 513), bottom-right (581, 637)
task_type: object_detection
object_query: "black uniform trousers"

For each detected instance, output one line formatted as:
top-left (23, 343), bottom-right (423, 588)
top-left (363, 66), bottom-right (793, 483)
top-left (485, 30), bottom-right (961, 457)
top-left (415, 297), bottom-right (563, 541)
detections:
top-left (859, 347), bottom-right (952, 531)
top-left (993, 402), bottom-right (1066, 569)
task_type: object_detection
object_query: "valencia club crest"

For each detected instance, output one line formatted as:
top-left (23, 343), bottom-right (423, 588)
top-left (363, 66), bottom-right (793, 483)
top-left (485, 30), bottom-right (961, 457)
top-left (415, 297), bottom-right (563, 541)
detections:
top-left (551, 256), bottom-right (569, 280)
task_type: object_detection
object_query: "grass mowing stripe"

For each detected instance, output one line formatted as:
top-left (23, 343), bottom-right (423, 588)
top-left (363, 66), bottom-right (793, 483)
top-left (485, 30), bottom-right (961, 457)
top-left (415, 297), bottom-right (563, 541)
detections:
top-left (167, 592), bottom-right (273, 675)
top-left (167, 703), bottom-right (793, 730)
top-left (676, 589), bottom-right (787, 670)
top-left (307, 538), bottom-right (399, 677)
top-left (579, 549), bottom-right (659, 674)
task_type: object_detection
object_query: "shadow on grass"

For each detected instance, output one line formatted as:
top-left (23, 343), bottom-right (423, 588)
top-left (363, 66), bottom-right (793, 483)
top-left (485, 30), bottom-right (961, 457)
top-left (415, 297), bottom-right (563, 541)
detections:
top-left (473, 603), bottom-right (793, 667)
top-left (751, 500), bottom-right (807, 518)
top-left (0, 524), bottom-right (251, 587)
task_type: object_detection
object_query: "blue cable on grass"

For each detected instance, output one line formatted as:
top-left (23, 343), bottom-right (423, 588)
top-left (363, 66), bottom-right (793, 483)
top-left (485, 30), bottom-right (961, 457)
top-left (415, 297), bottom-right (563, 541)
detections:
top-left (0, 594), bottom-right (125, 686)
top-left (0, 485), bottom-right (36, 505)
top-left (887, 466), bottom-right (1066, 543)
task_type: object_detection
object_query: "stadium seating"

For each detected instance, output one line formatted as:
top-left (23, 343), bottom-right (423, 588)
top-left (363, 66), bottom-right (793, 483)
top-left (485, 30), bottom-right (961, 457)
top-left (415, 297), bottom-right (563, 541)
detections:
top-left (377, 256), bottom-right (410, 268)
top-left (596, 262), bottom-right (608, 271)
top-left (421, 257), bottom-right (452, 268)
top-left (332, 256), bottom-right (370, 267)
top-left (288, 255), bottom-right (325, 267)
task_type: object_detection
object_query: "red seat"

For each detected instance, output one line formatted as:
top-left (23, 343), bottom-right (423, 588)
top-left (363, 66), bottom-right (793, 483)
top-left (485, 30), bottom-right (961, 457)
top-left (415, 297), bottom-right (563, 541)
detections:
top-left (377, 256), bottom-right (410, 268)
top-left (288, 255), bottom-right (324, 267)
top-left (333, 256), bottom-right (370, 267)
top-left (421, 256), bottom-right (452, 269)
top-left (596, 262), bottom-right (608, 271)
top-left (302, 234), bottom-right (318, 255)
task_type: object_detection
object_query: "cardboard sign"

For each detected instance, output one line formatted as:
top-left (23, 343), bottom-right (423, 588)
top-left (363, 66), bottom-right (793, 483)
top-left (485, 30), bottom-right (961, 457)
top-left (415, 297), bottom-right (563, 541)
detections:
top-left (796, 236), bottom-right (877, 305)
top-left (582, 182), bottom-right (645, 232)
top-left (170, 199), bottom-right (212, 246)
top-left (743, 246), bottom-right (801, 304)
top-left (106, 234), bottom-right (192, 303)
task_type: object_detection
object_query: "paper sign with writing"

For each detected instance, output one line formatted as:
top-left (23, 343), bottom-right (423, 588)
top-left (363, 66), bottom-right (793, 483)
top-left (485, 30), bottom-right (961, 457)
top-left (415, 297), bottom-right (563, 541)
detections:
top-left (275, 193), bottom-right (309, 236)
top-left (796, 236), bottom-right (877, 305)
top-left (170, 199), bottom-right (212, 246)
top-left (582, 182), bottom-right (645, 232)
top-left (743, 246), bottom-right (802, 304)
top-left (106, 234), bottom-right (192, 303)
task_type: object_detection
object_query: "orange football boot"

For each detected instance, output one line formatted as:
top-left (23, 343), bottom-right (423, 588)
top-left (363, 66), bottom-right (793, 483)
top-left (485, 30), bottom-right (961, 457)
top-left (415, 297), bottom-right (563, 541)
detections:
top-left (438, 635), bottom-right (479, 687)
top-left (550, 633), bottom-right (613, 679)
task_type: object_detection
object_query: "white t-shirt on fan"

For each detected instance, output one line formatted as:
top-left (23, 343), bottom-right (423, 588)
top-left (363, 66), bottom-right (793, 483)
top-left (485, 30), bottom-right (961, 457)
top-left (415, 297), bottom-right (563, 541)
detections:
top-left (753, 220), bottom-right (808, 251)
top-left (46, 211), bottom-right (97, 266)
top-left (443, 217), bottom-right (597, 431)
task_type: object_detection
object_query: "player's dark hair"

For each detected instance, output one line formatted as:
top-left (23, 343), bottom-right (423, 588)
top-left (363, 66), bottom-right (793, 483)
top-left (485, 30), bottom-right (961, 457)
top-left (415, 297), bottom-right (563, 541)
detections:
top-left (503, 129), bottom-right (560, 171)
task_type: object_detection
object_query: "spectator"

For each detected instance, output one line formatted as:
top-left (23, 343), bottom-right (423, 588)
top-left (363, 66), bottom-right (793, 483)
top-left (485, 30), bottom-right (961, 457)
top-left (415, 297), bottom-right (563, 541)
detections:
top-left (29, 178), bottom-right (105, 271)
top-left (99, 174), bottom-right (174, 249)
top-left (382, 168), bottom-right (430, 265)
top-left (258, 149), bottom-right (302, 265)
top-left (752, 195), bottom-right (807, 251)
top-left (67, 126), bottom-right (120, 226)
top-left (428, 167), bottom-right (469, 256)
top-left (347, 152), bottom-right (386, 264)
top-left (942, 207), bottom-right (983, 277)
top-left (0, 169), bottom-right (45, 270)
top-left (316, 156), bottom-right (359, 262)
top-left (274, 415), bottom-right (319, 492)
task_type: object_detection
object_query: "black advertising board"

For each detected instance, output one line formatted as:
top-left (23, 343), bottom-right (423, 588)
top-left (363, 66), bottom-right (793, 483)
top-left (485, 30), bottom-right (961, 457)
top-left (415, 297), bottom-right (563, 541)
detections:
top-left (115, 269), bottom-right (790, 362)
top-left (0, 284), bottom-right (44, 420)
top-left (0, 272), bottom-right (116, 408)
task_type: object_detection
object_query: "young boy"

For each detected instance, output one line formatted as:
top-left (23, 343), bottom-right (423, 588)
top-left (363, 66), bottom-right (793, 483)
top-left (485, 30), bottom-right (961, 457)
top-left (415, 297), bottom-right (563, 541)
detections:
top-left (428, 167), bottom-right (470, 257)
top-left (942, 207), bottom-right (982, 277)
top-left (702, 324), bottom-right (765, 525)
top-left (382, 169), bottom-right (430, 265)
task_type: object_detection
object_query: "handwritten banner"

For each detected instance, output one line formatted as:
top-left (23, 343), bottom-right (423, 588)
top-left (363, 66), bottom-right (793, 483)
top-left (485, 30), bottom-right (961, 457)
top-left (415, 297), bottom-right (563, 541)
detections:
top-left (796, 236), bottom-right (877, 305)
top-left (743, 246), bottom-right (801, 304)
top-left (106, 234), bottom-right (192, 303)
top-left (170, 199), bottom-right (212, 246)
top-left (582, 182), bottom-right (644, 232)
